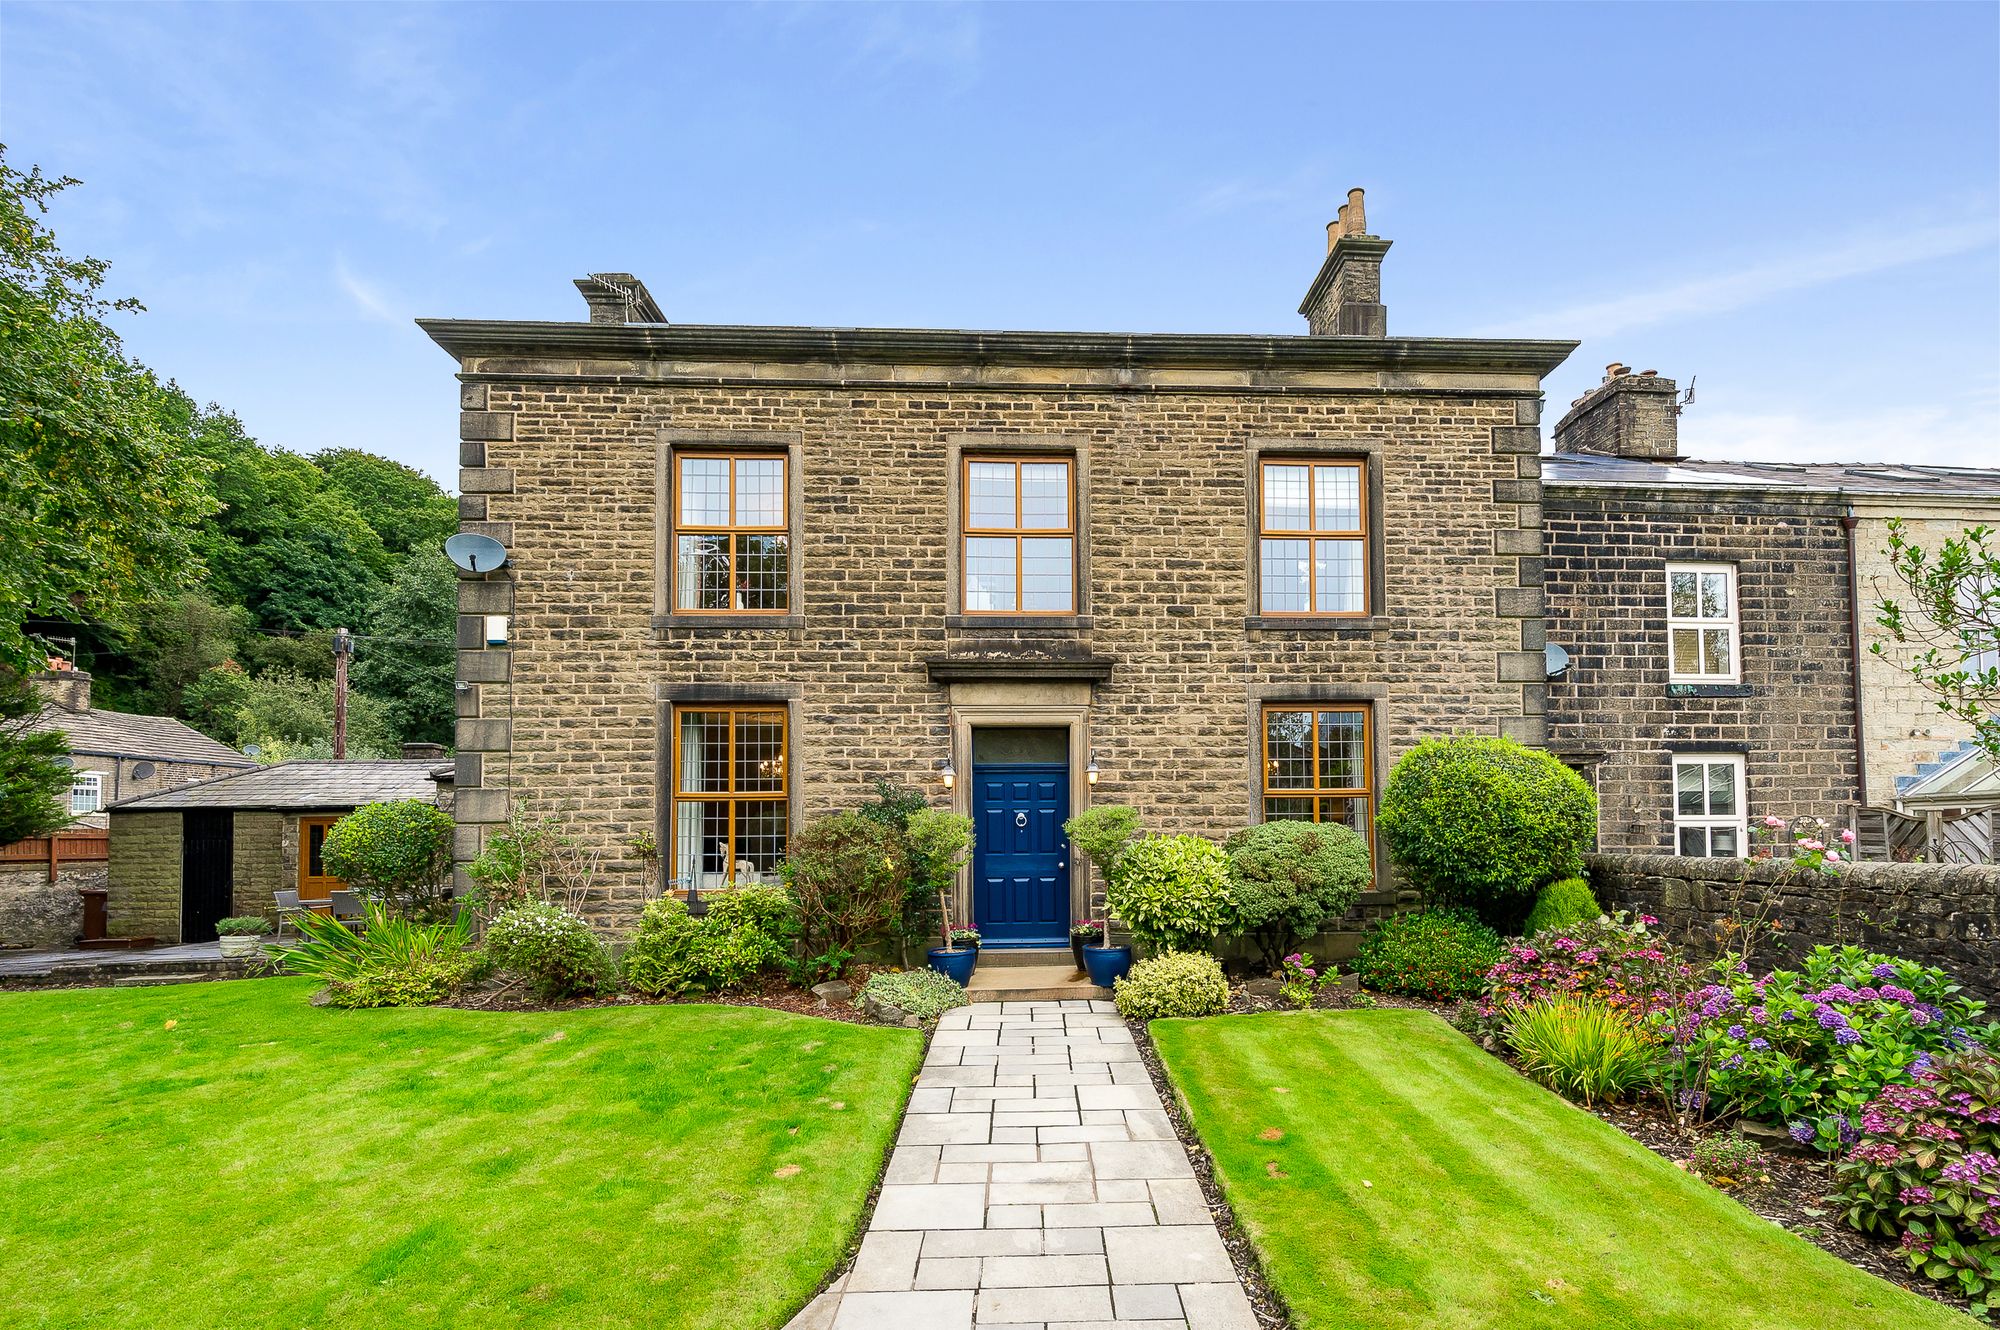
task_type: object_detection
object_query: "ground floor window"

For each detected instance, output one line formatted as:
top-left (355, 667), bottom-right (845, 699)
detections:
top-left (1673, 753), bottom-right (1744, 857)
top-left (671, 706), bottom-right (788, 891)
top-left (1260, 704), bottom-right (1373, 844)
top-left (68, 771), bottom-right (102, 815)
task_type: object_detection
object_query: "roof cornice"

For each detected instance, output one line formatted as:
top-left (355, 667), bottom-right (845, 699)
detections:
top-left (416, 319), bottom-right (1578, 379)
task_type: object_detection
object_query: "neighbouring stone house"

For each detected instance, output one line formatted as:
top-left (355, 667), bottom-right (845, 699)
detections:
top-left (421, 191), bottom-right (1574, 947)
top-left (104, 761), bottom-right (450, 943)
top-left (1544, 364), bottom-right (2000, 858)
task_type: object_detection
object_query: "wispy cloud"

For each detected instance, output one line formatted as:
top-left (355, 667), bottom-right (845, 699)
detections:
top-left (1187, 163), bottom-right (1330, 220)
top-left (333, 257), bottom-right (403, 326)
top-left (1684, 395), bottom-right (2000, 470)
top-left (1482, 215), bottom-right (1999, 339)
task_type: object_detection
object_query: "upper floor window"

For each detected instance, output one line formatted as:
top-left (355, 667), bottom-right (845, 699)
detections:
top-left (671, 705), bottom-right (789, 893)
top-left (963, 456), bottom-right (1074, 614)
top-left (69, 772), bottom-right (102, 815)
top-left (1259, 461), bottom-right (1367, 616)
top-left (1673, 753), bottom-right (1744, 857)
top-left (1666, 562), bottom-right (1738, 682)
top-left (1260, 704), bottom-right (1373, 846)
top-left (672, 454), bottom-right (789, 613)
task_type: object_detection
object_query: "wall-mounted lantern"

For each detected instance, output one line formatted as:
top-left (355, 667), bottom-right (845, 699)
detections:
top-left (937, 758), bottom-right (956, 791)
top-left (1086, 755), bottom-right (1101, 786)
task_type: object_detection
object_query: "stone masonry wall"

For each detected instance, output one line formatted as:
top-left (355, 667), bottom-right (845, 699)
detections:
top-left (1588, 852), bottom-right (2000, 1001)
top-left (1545, 488), bottom-right (1858, 852)
top-left (0, 862), bottom-right (104, 949)
top-left (453, 371), bottom-right (1550, 930)
top-left (107, 812), bottom-right (181, 941)
top-left (232, 811), bottom-right (287, 922)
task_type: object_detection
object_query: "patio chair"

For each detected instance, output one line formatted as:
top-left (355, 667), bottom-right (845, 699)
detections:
top-left (272, 890), bottom-right (307, 941)
top-left (328, 890), bottom-right (366, 929)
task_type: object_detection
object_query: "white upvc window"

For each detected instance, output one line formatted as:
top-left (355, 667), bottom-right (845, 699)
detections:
top-left (1666, 562), bottom-right (1740, 682)
top-left (1673, 754), bottom-right (1744, 858)
top-left (69, 772), bottom-right (103, 816)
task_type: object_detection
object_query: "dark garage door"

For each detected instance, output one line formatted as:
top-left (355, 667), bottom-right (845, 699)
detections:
top-left (180, 810), bottom-right (233, 943)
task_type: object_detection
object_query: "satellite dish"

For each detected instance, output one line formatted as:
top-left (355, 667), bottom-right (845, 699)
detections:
top-left (132, 761), bottom-right (156, 780)
top-left (53, 755), bottom-right (73, 769)
top-left (243, 744), bottom-right (262, 758)
top-left (444, 533), bottom-right (509, 574)
top-left (1545, 643), bottom-right (1572, 679)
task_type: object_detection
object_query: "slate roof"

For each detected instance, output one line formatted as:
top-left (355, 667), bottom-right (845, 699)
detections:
top-left (108, 760), bottom-right (445, 812)
top-left (1544, 454), bottom-right (2000, 497)
top-left (26, 705), bottom-right (255, 767)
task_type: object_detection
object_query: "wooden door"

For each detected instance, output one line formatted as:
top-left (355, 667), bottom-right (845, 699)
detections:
top-left (298, 815), bottom-right (344, 903)
top-left (181, 811), bottom-right (233, 943)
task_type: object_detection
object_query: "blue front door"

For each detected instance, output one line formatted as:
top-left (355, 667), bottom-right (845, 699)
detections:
top-left (972, 762), bottom-right (1070, 946)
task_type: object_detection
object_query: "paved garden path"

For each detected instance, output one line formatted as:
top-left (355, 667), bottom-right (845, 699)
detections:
top-left (787, 999), bottom-right (1259, 1330)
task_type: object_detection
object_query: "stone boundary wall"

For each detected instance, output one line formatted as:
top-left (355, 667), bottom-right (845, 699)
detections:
top-left (1587, 852), bottom-right (2000, 1001)
top-left (0, 863), bottom-right (105, 950)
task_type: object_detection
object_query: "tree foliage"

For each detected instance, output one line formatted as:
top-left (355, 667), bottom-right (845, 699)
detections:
top-left (320, 799), bottom-right (455, 921)
top-left (0, 669), bottom-right (72, 844)
top-left (1874, 519), bottom-right (2000, 763)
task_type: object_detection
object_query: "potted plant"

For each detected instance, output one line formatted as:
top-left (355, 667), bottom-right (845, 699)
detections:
top-left (215, 916), bottom-right (271, 958)
top-left (928, 903), bottom-right (978, 986)
top-left (910, 809), bottom-right (979, 986)
top-left (1070, 918), bottom-right (1104, 971)
top-left (948, 927), bottom-right (981, 953)
top-left (1082, 931), bottom-right (1133, 987)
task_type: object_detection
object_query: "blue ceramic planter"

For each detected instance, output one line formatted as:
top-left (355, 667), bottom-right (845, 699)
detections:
top-left (1082, 944), bottom-right (1133, 987)
top-left (928, 946), bottom-right (978, 986)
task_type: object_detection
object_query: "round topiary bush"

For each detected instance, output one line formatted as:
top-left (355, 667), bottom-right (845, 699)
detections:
top-left (1113, 951), bottom-right (1231, 1020)
top-left (1377, 736), bottom-right (1597, 926)
top-left (1523, 877), bottom-right (1600, 938)
top-left (320, 799), bottom-right (455, 920)
top-left (1105, 833), bottom-right (1235, 953)
top-left (1352, 908), bottom-right (1504, 999)
top-left (1222, 820), bottom-right (1373, 970)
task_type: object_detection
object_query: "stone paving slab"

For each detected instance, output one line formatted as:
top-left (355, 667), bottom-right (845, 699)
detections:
top-left (789, 1000), bottom-right (1258, 1329)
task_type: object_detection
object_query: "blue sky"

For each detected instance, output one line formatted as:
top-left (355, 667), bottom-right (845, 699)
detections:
top-left (5, 2), bottom-right (1996, 484)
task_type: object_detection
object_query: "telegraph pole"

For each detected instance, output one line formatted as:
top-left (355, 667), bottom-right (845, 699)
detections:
top-left (332, 627), bottom-right (353, 759)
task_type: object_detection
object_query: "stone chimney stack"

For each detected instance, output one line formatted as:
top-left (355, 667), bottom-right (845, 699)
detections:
top-left (32, 661), bottom-right (91, 713)
top-left (574, 272), bottom-right (667, 325)
top-left (1300, 187), bottom-right (1391, 337)
top-left (1553, 364), bottom-right (1681, 460)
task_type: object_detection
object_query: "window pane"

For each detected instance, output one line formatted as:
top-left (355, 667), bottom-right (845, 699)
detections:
top-left (1710, 826), bottom-right (1740, 857)
top-left (1314, 539), bottom-right (1365, 613)
top-left (734, 534), bottom-right (788, 611)
top-left (1260, 539), bottom-right (1309, 613)
top-left (1316, 711), bottom-right (1365, 789)
top-left (1702, 628), bottom-right (1733, 677)
top-left (679, 458), bottom-right (729, 526)
top-left (1314, 465), bottom-right (1361, 531)
top-left (1678, 826), bottom-right (1707, 856)
top-left (1699, 572), bottom-right (1729, 620)
top-left (1669, 570), bottom-right (1697, 618)
top-left (1020, 537), bottom-right (1074, 612)
top-left (678, 712), bottom-right (730, 793)
top-left (1670, 628), bottom-right (1701, 675)
top-left (1320, 796), bottom-right (1369, 840)
top-left (967, 462), bottom-right (1016, 529)
top-left (1264, 711), bottom-right (1314, 789)
top-left (307, 824), bottom-right (327, 877)
top-left (1019, 462), bottom-right (1070, 530)
top-left (1264, 797), bottom-right (1315, 822)
top-left (1707, 761), bottom-right (1736, 816)
top-left (1263, 465), bottom-right (1310, 531)
top-left (677, 535), bottom-right (730, 611)
top-left (964, 537), bottom-right (1018, 612)
top-left (735, 802), bottom-right (789, 882)
top-left (733, 458), bottom-right (784, 527)
top-left (675, 799), bottom-right (731, 888)
top-left (972, 727), bottom-right (1069, 764)
top-left (735, 713), bottom-right (786, 792)
top-left (1675, 762), bottom-right (1705, 816)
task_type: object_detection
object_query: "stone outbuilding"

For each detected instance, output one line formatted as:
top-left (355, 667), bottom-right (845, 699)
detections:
top-left (105, 761), bottom-right (451, 943)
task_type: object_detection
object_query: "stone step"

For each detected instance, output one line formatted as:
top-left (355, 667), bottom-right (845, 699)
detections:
top-left (110, 973), bottom-right (216, 987)
top-left (964, 963), bottom-right (1109, 1003)
top-left (975, 947), bottom-right (1075, 969)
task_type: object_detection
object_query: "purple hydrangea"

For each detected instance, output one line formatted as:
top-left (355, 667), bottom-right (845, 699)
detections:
top-left (1899, 1185), bottom-right (1934, 1204)
top-left (1788, 1121), bottom-right (1816, 1144)
top-left (1872, 963), bottom-right (1897, 981)
top-left (1749, 1037), bottom-right (1770, 1051)
top-left (1815, 1006), bottom-right (1849, 1031)
top-left (1834, 1027), bottom-right (1862, 1046)
top-left (1721, 1054), bottom-right (1745, 1070)
top-left (1878, 985), bottom-right (1916, 1004)
top-left (1727, 1024), bottom-right (1747, 1040)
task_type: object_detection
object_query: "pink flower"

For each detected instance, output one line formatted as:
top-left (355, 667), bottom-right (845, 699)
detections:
top-left (1840, 828), bottom-right (1856, 845)
top-left (1800, 839), bottom-right (1825, 852)
top-left (1762, 816), bottom-right (1786, 829)
top-left (1824, 849), bottom-right (1840, 863)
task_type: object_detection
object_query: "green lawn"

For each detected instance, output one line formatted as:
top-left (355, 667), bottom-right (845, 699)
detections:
top-left (1152, 1009), bottom-right (1970, 1330)
top-left (0, 978), bottom-right (921, 1330)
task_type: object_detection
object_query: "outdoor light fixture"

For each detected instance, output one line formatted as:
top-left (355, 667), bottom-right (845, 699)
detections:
top-left (938, 758), bottom-right (955, 791)
top-left (1086, 756), bottom-right (1101, 786)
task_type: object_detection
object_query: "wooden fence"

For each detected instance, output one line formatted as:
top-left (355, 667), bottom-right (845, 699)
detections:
top-left (1853, 805), bottom-right (1996, 865)
top-left (0, 830), bottom-right (111, 882)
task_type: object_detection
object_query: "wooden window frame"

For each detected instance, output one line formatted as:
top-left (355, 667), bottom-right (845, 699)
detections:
top-left (1258, 703), bottom-right (1375, 832)
top-left (669, 451), bottom-right (791, 617)
top-left (669, 704), bottom-right (790, 891)
top-left (1256, 459), bottom-right (1370, 618)
top-left (960, 454), bottom-right (1077, 616)
top-left (1665, 561), bottom-right (1740, 684)
top-left (1671, 752), bottom-right (1746, 858)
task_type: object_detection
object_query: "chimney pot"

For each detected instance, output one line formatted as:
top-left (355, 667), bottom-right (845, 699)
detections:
top-left (1605, 362), bottom-right (1629, 380)
top-left (1346, 187), bottom-right (1367, 235)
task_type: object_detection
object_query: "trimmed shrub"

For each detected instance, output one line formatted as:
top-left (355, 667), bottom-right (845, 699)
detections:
top-left (1105, 833), bottom-right (1235, 953)
top-left (1376, 736), bottom-right (1597, 927)
top-left (860, 968), bottom-right (968, 1022)
top-left (905, 807), bottom-right (976, 945)
top-left (623, 887), bottom-right (799, 996)
top-left (781, 811), bottom-right (909, 964)
top-left (320, 799), bottom-right (455, 921)
top-left (1505, 996), bottom-right (1660, 1105)
top-left (485, 900), bottom-right (614, 1000)
top-left (1835, 1049), bottom-right (2000, 1314)
top-left (1113, 951), bottom-right (1231, 1020)
top-left (1222, 820), bottom-right (1373, 970)
top-left (1064, 805), bottom-right (1143, 886)
top-left (1353, 908), bottom-right (1503, 999)
top-left (1523, 877), bottom-right (1600, 938)
top-left (328, 952), bottom-right (481, 1009)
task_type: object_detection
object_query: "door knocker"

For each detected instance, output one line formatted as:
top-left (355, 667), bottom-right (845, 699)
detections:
top-left (1015, 811), bottom-right (1028, 829)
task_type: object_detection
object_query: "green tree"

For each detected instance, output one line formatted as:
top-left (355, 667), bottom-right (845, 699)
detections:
top-left (0, 152), bottom-right (216, 669)
top-left (1874, 519), bottom-right (2000, 762)
top-left (355, 551), bottom-right (456, 747)
top-left (315, 448), bottom-right (458, 558)
top-left (320, 800), bottom-right (455, 920)
top-left (0, 670), bottom-right (73, 844)
top-left (123, 592), bottom-right (251, 716)
top-left (211, 671), bottom-right (396, 758)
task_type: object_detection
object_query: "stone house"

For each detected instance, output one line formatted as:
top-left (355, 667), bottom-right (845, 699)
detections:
top-left (23, 665), bottom-right (255, 827)
top-left (104, 761), bottom-right (449, 943)
top-left (421, 192), bottom-right (1575, 945)
top-left (1544, 365), bottom-right (2000, 858)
